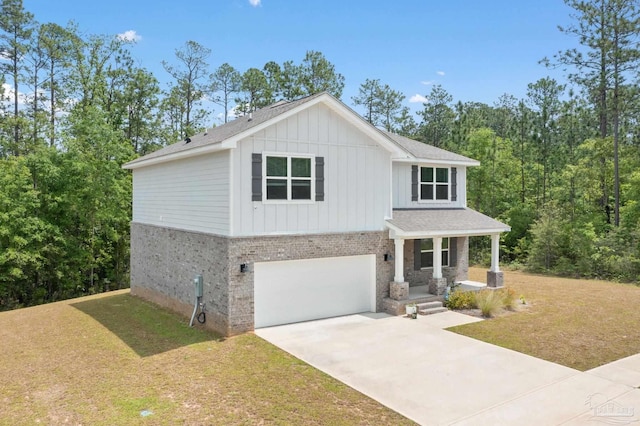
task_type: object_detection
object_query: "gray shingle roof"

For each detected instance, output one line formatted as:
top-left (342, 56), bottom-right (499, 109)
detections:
top-left (123, 91), bottom-right (480, 169)
top-left (386, 208), bottom-right (510, 237)
top-left (382, 132), bottom-right (479, 165)
top-left (125, 92), bottom-right (327, 167)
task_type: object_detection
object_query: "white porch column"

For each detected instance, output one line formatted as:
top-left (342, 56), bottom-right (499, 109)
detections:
top-left (433, 237), bottom-right (443, 279)
top-left (490, 233), bottom-right (501, 272)
top-left (393, 238), bottom-right (405, 282)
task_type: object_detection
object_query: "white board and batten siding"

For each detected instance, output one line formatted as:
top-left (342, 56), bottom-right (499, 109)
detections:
top-left (132, 151), bottom-right (230, 234)
top-left (231, 103), bottom-right (392, 236)
top-left (392, 162), bottom-right (467, 209)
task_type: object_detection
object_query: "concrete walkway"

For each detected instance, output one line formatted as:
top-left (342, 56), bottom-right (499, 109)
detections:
top-left (255, 312), bottom-right (640, 425)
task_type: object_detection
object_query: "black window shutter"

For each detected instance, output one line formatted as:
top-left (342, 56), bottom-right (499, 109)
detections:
top-left (315, 157), bottom-right (324, 201)
top-left (252, 153), bottom-right (262, 201)
top-left (414, 239), bottom-right (421, 270)
top-left (451, 167), bottom-right (457, 202)
top-left (411, 165), bottom-right (418, 201)
top-left (449, 237), bottom-right (457, 266)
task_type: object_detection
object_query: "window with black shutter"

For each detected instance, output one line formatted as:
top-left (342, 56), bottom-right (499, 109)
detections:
top-left (254, 153), bottom-right (324, 202)
top-left (414, 238), bottom-right (451, 269)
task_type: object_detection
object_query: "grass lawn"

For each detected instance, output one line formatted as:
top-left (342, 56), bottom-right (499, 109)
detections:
top-left (0, 291), bottom-right (414, 425)
top-left (448, 267), bottom-right (640, 371)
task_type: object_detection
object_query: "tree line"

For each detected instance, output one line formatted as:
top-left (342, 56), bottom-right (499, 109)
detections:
top-left (1, 0), bottom-right (639, 310)
top-left (0, 0), bottom-right (348, 309)
top-left (386, 0), bottom-right (640, 281)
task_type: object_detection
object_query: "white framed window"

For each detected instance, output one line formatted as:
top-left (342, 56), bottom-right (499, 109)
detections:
top-left (420, 167), bottom-right (449, 201)
top-left (420, 238), bottom-right (449, 268)
top-left (264, 154), bottom-right (314, 201)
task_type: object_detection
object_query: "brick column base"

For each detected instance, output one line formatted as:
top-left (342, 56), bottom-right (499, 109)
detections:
top-left (487, 271), bottom-right (504, 288)
top-left (429, 277), bottom-right (448, 295)
top-left (390, 282), bottom-right (409, 300)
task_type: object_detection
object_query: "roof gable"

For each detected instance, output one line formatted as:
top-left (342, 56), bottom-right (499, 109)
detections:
top-left (123, 92), bottom-right (408, 170)
top-left (123, 92), bottom-right (480, 170)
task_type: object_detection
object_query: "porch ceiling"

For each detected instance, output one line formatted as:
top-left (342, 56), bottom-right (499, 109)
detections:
top-left (386, 208), bottom-right (511, 239)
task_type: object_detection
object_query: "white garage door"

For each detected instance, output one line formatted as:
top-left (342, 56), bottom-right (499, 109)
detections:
top-left (254, 254), bottom-right (376, 328)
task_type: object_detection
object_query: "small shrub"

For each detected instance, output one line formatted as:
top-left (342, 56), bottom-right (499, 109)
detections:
top-left (445, 290), bottom-right (476, 310)
top-left (499, 287), bottom-right (517, 310)
top-left (474, 290), bottom-right (502, 318)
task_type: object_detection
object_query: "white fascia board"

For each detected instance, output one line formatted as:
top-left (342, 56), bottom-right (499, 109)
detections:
top-left (124, 99), bottom-right (319, 170)
top-left (222, 102), bottom-right (321, 147)
top-left (123, 143), bottom-right (231, 170)
top-left (216, 94), bottom-right (410, 158)
top-left (320, 96), bottom-right (411, 158)
top-left (124, 93), bottom-right (412, 170)
top-left (392, 157), bottom-right (480, 167)
top-left (386, 223), bottom-right (404, 239)
top-left (386, 224), bottom-right (511, 240)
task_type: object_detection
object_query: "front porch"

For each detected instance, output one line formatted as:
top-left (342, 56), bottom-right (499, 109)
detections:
top-left (383, 208), bottom-right (511, 316)
top-left (381, 280), bottom-right (491, 316)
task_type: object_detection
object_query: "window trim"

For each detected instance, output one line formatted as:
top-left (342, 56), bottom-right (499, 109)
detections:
top-left (418, 166), bottom-right (450, 203)
top-left (262, 152), bottom-right (316, 204)
top-left (420, 237), bottom-right (450, 269)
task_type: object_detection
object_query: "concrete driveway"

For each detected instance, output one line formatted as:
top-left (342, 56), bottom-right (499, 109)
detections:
top-left (255, 312), bottom-right (640, 425)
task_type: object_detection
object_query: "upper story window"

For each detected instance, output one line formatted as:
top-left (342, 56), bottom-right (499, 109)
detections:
top-left (266, 155), bottom-right (312, 200)
top-left (420, 167), bottom-right (449, 201)
top-left (252, 153), bottom-right (324, 203)
top-left (411, 165), bottom-right (457, 203)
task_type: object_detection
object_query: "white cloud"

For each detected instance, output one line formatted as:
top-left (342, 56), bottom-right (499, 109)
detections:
top-left (249, 0), bottom-right (261, 6)
top-left (214, 105), bottom-right (244, 124)
top-left (421, 80), bottom-right (434, 86)
top-left (2, 83), bottom-right (18, 101)
top-left (1, 83), bottom-right (29, 108)
top-left (117, 30), bottom-right (142, 42)
top-left (228, 105), bottom-right (241, 119)
top-left (409, 94), bottom-right (428, 103)
top-left (1, 83), bottom-right (10, 103)
top-left (436, 71), bottom-right (445, 76)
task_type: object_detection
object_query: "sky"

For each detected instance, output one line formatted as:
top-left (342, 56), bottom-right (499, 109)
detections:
top-left (23, 0), bottom-right (578, 119)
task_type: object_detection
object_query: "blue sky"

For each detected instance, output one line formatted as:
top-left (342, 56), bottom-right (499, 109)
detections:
top-left (24, 0), bottom-right (577, 118)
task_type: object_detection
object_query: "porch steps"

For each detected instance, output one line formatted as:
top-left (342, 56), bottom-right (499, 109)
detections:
top-left (382, 293), bottom-right (443, 316)
top-left (416, 301), bottom-right (448, 316)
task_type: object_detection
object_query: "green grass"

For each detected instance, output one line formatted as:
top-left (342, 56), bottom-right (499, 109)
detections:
top-left (448, 268), bottom-right (640, 371)
top-left (72, 293), bottom-right (215, 357)
top-left (0, 290), bottom-right (414, 425)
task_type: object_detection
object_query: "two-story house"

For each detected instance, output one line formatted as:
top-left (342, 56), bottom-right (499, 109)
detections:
top-left (123, 92), bottom-right (510, 336)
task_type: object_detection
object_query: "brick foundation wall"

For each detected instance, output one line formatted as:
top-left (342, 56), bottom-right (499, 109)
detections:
top-left (131, 223), bottom-right (394, 336)
top-left (228, 231), bottom-right (394, 334)
top-left (130, 223), bottom-right (231, 335)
